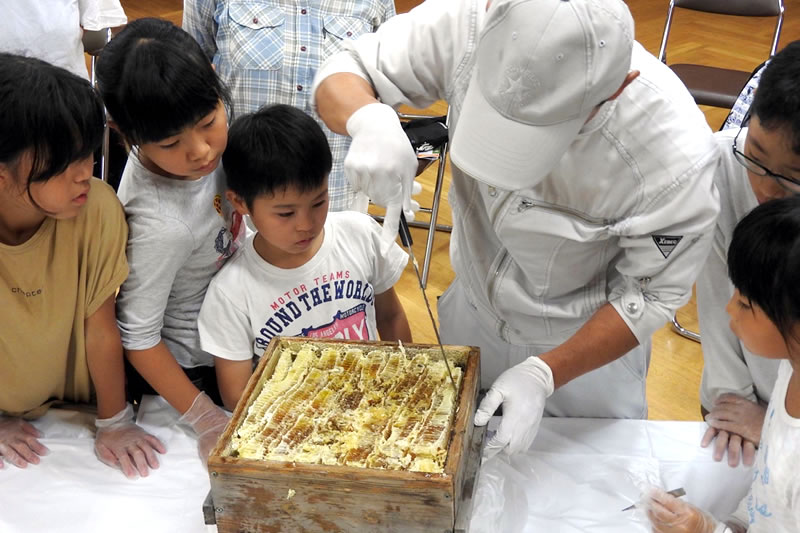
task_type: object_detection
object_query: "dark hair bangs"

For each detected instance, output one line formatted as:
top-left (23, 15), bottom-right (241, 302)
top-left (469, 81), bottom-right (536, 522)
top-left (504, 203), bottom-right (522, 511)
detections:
top-left (28, 82), bottom-right (105, 183)
top-left (111, 40), bottom-right (225, 144)
top-left (224, 105), bottom-right (332, 207)
top-left (728, 196), bottom-right (800, 340)
top-left (0, 53), bottom-right (104, 185)
top-left (96, 18), bottom-right (232, 145)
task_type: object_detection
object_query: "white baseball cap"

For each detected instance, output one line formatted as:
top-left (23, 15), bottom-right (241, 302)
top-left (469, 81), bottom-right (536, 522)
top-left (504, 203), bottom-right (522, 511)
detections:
top-left (450, 0), bottom-right (634, 190)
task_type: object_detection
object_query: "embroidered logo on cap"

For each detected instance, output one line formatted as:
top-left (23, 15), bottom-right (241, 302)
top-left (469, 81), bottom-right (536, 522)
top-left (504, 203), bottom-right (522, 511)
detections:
top-left (500, 66), bottom-right (539, 111)
top-left (652, 235), bottom-right (683, 259)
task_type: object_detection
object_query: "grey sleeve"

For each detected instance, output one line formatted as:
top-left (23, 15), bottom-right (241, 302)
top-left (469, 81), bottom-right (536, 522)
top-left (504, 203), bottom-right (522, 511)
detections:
top-left (116, 214), bottom-right (194, 351)
top-left (697, 226), bottom-right (755, 410)
top-left (313, 0), bottom-right (477, 110)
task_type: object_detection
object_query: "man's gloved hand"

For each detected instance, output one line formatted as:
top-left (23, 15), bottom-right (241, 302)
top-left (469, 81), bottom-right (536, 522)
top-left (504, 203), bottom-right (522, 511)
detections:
top-left (95, 403), bottom-right (167, 478)
top-left (345, 102), bottom-right (419, 210)
top-left (0, 416), bottom-right (49, 469)
top-left (473, 356), bottom-right (554, 458)
top-left (641, 488), bottom-right (721, 533)
top-left (178, 392), bottom-right (230, 465)
top-left (701, 393), bottom-right (766, 467)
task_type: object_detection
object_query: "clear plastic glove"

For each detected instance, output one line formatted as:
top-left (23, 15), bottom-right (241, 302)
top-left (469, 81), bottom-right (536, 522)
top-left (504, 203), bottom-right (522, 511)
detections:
top-left (701, 393), bottom-right (765, 467)
top-left (95, 403), bottom-right (167, 478)
top-left (178, 392), bottom-right (230, 464)
top-left (344, 102), bottom-right (418, 210)
top-left (473, 356), bottom-right (554, 458)
top-left (641, 487), bottom-right (719, 533)
top-left (0, 416), bottom-right (49, 469)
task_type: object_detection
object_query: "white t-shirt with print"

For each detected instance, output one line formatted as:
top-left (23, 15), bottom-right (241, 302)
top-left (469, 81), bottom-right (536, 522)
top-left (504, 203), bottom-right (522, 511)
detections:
top-left (727, 359), bottom-right (800, 532)
top-left (198, 211), bottom-right (408, 361)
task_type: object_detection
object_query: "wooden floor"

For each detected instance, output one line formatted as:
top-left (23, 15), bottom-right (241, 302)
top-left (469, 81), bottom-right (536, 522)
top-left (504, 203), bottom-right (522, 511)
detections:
top-left (122, 0), bottom-right (800, 421)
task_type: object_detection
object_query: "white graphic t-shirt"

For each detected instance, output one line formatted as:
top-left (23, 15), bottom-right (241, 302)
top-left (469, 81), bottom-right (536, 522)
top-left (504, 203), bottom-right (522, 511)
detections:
top-left (198, 211), bottom-right (407, 361)
top-left (728, 359), bottom-right (800, 532)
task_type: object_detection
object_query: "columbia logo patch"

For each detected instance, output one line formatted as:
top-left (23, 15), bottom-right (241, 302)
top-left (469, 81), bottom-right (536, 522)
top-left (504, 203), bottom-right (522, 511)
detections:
top-left (652, 235), bottom-right (683, 259)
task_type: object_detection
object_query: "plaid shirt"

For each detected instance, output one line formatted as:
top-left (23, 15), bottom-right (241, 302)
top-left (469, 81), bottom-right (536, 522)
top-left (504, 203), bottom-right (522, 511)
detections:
top-left (184, 0), bottom-right (396, 211)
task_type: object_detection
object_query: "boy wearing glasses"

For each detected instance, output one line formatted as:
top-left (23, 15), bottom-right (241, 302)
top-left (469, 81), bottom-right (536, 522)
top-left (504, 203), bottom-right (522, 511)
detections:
top-left (697, 41), bottom-right (800, 468)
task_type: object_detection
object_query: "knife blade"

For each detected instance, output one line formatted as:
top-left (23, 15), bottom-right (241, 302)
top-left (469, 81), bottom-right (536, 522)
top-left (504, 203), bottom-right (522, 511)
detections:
top-left (398, 211), bottom-right (458, 393)
top-left (622, 487), bottom-right (686, 512)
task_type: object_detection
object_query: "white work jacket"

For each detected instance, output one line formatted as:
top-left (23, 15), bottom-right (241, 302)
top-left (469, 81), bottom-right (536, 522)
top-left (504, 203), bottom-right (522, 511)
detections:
top-left (314, 0), bottom-right (720, 347)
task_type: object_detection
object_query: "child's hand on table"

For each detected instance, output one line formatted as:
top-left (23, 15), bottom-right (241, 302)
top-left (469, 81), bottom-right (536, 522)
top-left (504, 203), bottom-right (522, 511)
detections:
top-left (701, 393), bottom-right (765, 467)
top-left (95, 403), bottom-right (167, 478)
top-left (0, 416), bottom-right (49, 469)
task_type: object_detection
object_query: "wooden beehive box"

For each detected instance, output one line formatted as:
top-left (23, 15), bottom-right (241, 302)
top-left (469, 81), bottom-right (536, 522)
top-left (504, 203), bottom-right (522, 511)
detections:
top-left (207, 336), bottom-right (482, 533)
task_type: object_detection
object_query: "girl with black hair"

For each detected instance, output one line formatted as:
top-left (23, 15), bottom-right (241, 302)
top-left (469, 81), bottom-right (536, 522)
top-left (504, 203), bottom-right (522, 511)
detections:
top-left (96, 18), bottom-right (245, 463)
top-left (645, 196), bottom-right (800, 532)
top-left (0, 53), bottom-right (164, 478)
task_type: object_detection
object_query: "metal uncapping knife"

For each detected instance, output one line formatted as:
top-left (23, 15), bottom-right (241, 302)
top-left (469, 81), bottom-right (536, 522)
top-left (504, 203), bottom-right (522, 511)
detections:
top-left (622, 487), bottom-right (686, 512)
top-left (398, 211), bottom-right (458, 393)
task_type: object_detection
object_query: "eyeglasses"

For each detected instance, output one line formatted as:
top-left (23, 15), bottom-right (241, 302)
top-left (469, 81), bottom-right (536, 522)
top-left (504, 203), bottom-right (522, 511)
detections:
top-left (732, 127), bottom-right (800, 194)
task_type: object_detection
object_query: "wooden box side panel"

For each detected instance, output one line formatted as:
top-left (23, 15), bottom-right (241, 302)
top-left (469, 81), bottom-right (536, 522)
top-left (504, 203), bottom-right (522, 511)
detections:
top-left (445, 348), bottom-right (481, 513)
top-left (211, 470), bottom-right (454, 533)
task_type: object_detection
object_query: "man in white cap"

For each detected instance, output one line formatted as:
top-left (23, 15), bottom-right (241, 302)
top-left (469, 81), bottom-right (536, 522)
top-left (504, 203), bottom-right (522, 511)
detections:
top-left (312, 0), bottom-right (720, 456)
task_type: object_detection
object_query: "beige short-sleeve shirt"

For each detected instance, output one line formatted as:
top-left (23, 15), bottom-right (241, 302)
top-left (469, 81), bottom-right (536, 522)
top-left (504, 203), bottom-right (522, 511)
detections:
top-left (0, 179), bottom-right (128, 416)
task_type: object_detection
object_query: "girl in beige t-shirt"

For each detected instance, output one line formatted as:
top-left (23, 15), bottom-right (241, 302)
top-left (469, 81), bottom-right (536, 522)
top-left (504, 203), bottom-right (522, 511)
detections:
top-left (0, 53), bottom-right (164, 478)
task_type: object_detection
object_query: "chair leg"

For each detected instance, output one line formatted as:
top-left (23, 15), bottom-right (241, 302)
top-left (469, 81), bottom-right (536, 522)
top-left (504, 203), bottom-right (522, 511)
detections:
top-left (671, 315), bottom-right (700, 343)
top-left (91, 54), bottom-right (110, 183)
top-left (100, 123), bottom-right (110, 183)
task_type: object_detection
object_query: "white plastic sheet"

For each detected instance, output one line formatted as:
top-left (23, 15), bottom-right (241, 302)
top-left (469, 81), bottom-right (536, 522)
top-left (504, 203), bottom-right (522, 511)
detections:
top-left (0, 405), bottom-right (752, 532)
top-left (469, 418), bottom-right (753, 532)
top-left (0, 396), bottom-right (213, 533)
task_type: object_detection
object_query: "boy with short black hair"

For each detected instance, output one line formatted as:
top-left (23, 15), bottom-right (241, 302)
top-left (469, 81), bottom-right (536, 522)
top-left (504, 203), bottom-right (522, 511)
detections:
top-left (698, 40), bottom-right (800, 467)
top-left (198, 104), bottom-right (412, 410)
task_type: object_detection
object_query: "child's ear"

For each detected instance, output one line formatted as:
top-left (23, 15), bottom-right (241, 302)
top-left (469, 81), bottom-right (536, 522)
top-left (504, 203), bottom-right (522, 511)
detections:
top-left (0, 163), bottom-right (10, 187)
top-left (0, 157), bottom-right (22, 188)
top-left (226, 189), bottom-right (250, 216)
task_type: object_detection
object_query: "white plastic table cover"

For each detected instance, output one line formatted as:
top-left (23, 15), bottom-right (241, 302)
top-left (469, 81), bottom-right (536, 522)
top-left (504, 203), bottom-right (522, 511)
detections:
top-left (0, 397), bottom-right (753, 533)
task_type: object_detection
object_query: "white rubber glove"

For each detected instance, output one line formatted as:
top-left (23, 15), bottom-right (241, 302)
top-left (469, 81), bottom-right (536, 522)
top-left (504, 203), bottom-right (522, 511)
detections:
top-left (473, 356), bottom-right (554, 458)
top-left (95, 403), bottom-right (167, 478)
top-left (178, 392), bottom-right (230, 465)
top-left (641, 487), bottom-right (732, 533)
top-left (701, 393), bottom-right (765, 467)
top-left (0, 415), bottom-right (49, 469)
top-left (344, 102), bottom-right (418, 210)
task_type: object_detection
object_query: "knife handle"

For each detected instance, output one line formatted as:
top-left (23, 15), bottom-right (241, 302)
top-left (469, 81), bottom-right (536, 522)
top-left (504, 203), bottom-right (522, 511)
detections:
top-left (399, 211), bottom-right (413, 247)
